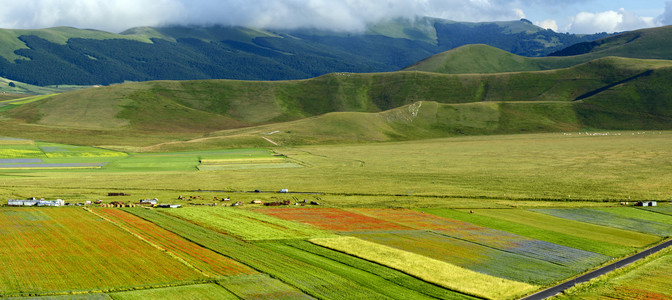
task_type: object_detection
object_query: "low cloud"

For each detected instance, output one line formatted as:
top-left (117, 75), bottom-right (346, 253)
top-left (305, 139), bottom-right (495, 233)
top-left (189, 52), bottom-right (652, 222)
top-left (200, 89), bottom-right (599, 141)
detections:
top-left (0, 0), bottom-right (529, 32)
top-left (569, 8), bottom-right (660, 33)
top-left (660, 1), bottom-right (672, 25)
top-left (536, 19), bottom-right (558, 31)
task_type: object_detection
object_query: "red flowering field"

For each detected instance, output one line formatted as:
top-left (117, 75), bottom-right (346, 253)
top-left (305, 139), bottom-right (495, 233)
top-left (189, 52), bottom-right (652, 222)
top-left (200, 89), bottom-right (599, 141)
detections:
top-left (96, 208), bottom-right (256, 277)
top-left (0, 208), bottom-right (203, 296)
top-left (259, 207), bottom-right (412, 232)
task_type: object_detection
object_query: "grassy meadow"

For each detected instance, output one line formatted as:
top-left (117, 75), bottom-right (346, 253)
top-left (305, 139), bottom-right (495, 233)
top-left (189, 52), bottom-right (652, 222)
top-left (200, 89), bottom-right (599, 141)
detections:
top-left (0, 131), bottom-right (671, 204)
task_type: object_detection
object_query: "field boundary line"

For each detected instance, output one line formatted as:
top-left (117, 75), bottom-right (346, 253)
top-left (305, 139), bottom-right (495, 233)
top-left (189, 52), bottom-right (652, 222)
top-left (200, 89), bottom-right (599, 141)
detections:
top-left (262, 136), bottom-right (279, 146)
top-left (84, 207), bottom-right (213, 278)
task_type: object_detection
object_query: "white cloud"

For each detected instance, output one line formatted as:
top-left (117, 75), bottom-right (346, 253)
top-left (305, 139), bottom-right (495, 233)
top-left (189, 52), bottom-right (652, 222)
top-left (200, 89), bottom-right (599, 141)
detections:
top-left (569, 8), bottom-right (660, 33)
top-left (659, 1), bottom-right (672, 25)
top-left (0, 0), bottom-right (530, 32)
top-left (536, 19), bottom-right (558, 31)
top-left (0, 0), bottom-right (180, 32)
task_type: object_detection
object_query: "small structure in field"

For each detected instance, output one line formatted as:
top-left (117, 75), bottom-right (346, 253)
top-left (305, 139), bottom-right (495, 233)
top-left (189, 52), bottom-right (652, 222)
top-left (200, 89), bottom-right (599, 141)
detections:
top-left (157, 204), bottom-right (181, 208)
top-left (251, 200), bottom-right (263, 204)
top-left (108, 192), bottom-right (130, 196)
top-left (139, 198), bottom-right (159, 205)
top-left (7, 198), bottom-right (65, 207)
top-left (636, 201), bottom-right (657, 207)
top-left (264, 200), bottom-right (290, 206)
top-left (280, 189), bottom-right (289, 193)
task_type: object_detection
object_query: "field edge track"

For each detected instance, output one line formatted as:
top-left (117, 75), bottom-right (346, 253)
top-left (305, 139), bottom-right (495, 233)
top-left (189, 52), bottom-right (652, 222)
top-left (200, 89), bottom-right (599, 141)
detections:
top-left (521, 237), bottom-right (672, 300)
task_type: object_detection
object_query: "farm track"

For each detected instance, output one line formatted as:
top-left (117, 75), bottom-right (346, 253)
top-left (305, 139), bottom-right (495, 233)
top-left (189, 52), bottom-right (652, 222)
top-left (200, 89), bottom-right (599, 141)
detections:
top-left (522, 237), bottom-right (672, 300)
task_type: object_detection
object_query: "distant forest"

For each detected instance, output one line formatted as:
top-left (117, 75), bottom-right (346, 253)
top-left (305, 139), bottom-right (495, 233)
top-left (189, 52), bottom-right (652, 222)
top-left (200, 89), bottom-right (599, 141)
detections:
top-left (0, 22), bottom-right (608, 86)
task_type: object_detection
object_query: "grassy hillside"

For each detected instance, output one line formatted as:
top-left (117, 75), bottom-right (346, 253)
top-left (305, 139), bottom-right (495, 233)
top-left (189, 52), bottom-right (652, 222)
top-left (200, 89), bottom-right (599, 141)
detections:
top-left (0, 19), bottom-right (607, 86)
top-left (0, 26), bottom-right (155, 62)
top-left (0, 76), bottom-right (89, 95)
top-left (403, 44), bottom-right (581, 74)
top-left (406, 26), bottom-right (672, 75)
top-left (549, 25), bottom-right (672, 60)
top-left (1, 56), bottom-right (671, 149)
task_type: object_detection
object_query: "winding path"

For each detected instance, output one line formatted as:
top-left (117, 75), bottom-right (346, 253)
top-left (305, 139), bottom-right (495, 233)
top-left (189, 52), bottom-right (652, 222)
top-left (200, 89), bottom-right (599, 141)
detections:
top-left (522, 237), bottom-right (672, 300)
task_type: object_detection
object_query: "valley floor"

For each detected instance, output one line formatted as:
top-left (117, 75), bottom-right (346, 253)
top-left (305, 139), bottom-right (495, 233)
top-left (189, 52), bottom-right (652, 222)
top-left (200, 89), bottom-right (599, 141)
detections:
top-left (1, 131), bottom-right (672, 299)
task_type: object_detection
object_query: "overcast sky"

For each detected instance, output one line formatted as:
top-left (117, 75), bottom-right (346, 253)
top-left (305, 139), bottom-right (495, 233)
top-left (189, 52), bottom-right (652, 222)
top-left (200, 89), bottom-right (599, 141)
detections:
top-left (0, 0), bottom-right (670, 34)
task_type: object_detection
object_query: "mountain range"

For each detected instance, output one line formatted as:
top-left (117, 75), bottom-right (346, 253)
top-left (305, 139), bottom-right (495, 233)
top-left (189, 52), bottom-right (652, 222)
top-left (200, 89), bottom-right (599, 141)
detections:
top-left (1, 20), bottom-right (672, 150)
top-left (0, 17), bottom-right (609, 86)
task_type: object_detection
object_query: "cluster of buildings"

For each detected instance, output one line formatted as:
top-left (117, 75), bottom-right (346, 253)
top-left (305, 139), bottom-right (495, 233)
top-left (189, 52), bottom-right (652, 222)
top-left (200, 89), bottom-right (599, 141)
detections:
top-left (7, 197), bottom-right (64, 207)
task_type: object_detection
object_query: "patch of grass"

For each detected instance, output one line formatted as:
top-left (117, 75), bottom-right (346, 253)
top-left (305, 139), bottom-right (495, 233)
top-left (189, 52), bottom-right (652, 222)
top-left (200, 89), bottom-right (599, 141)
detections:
top-left (273, 240), bottom-right (476, 299)
top-left (532, 208), bottom-right (672, 237)
top-left (217, 275), bottom-right (314, 300)
top-left (594, 207), bottom-right (672, 225)
top-left (257, 241), bottom-right (440, 300)
top-left (109, 283), bottom-right (237, 300)
top-left (458, 209), bottom-right (660, 248)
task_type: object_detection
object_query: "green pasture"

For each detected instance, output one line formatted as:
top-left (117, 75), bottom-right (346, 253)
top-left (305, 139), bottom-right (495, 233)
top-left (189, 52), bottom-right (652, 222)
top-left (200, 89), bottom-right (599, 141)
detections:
top-left (532, 208), bottom-right (672, 237)
top-left (1, 132), bottom-right (671, 205)
top-left (109, 283), bottom-right (237, 300)
top-left (217, 275), bottom-right (314, 300)
top-left (268, 240), bottom-right (474, 300)
top-left (454, 209), bottom-right (660, 248)
top-left (258, 241), bottom-right (440, 300)
top-left (593, 207), bottom-right (672, 225)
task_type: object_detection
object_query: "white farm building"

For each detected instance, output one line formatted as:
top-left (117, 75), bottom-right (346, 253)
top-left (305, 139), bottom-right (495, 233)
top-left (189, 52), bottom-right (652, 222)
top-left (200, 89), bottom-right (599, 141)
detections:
top-left (7, 198), bottom-right (65, 207)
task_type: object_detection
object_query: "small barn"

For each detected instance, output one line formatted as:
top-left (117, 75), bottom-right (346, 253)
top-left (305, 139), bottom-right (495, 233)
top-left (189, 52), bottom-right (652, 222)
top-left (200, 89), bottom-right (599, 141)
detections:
top-left (139, 198), bottom-right (159, 205)
top-left (157, 204), bottom-right (181, 208)
top-left (636, 201), bottom-right (657, 207)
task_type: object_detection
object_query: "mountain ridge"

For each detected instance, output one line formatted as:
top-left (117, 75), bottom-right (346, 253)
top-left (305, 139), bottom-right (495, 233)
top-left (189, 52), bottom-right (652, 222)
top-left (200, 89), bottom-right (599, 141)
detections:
top-left (0, 18), bottom-right (608, 86)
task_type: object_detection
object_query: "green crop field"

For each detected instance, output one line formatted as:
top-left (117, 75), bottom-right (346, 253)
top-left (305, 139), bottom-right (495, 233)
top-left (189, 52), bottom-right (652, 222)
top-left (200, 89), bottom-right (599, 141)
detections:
top-left (109, 283), bottom-right (238, 300)
top-left (217, 274), bottom-right (316, 300)
top-left (451, 209), bottom-right (661, 248)
top-left (532, 208), bottom-right (672, 237)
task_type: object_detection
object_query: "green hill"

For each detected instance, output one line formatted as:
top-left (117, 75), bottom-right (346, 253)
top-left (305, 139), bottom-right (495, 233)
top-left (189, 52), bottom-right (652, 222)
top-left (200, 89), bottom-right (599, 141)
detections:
top-left (0, 19), bottom-right (607, 86)
top-left (1, 56), bottom-right (671, 149)
top-left (404, 44), bottom-right (551, 74)
top-left (549, 25), bottom-right (672, 60)
top-left (406, 26), bottom-right (672, 75)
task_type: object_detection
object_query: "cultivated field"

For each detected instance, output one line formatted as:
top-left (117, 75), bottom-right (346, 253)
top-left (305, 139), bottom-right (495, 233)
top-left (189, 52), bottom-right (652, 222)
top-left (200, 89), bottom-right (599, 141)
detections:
top-left (1, 132), bottom-right (672, 299)
top-left (0, 208), bottom-right (204, 296)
